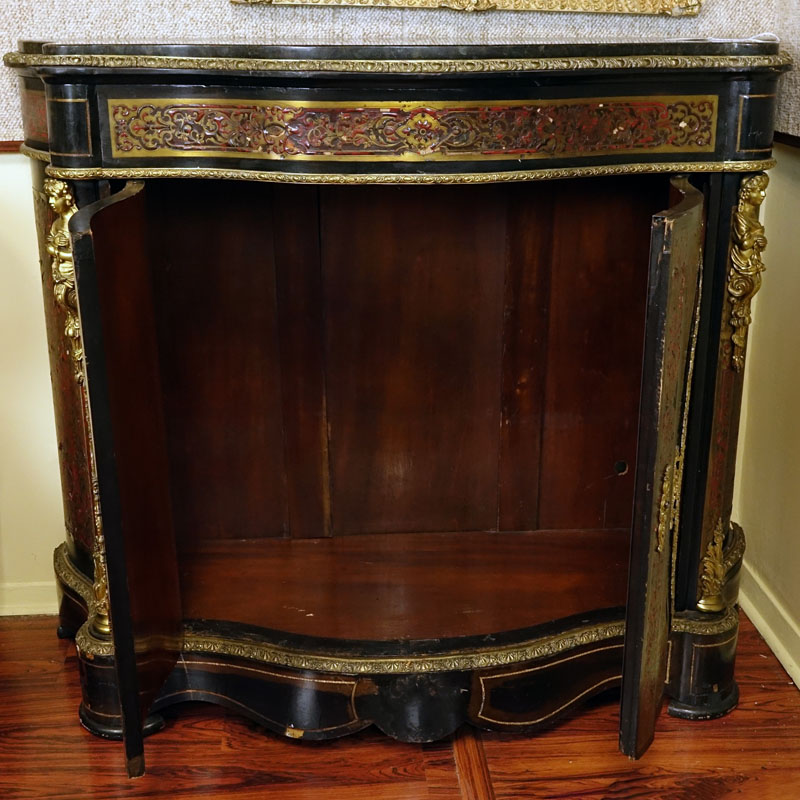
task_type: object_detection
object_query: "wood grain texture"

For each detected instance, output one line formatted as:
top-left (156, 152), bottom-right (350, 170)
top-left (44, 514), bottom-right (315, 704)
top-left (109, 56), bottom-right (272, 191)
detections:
top-left (537, 176), bottom-right (663, 531)
top-left (0, 140), bottom-right (22, 152)
top-left (178, 529), bottom-right (629, 640)
top-left (145, 180), bottom-right (289, 544)
top-left (321, 185), bottom-right (506, 536)
top-left (272, 185), bottom-right (331, 539)
top-left (82, 177), bottom-right (668, 549)
top-left (453, 728), bottom-right (495, 800)
top-left (0, 614), bottom-right (797, 798)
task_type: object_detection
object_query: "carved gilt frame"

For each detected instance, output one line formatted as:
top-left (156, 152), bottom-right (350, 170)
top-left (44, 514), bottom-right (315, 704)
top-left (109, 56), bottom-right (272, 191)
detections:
top-left (230, 0), bottom-right (702, 16)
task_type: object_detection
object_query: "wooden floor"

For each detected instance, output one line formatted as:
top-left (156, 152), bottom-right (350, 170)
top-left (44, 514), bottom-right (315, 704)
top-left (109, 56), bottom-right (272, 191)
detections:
top-left (1, 613), bottom-right (798, 799)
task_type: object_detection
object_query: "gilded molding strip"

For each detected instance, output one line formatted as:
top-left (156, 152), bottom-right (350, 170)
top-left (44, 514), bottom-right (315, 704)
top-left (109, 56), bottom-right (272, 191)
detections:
top-left (20, 144), bottom-right (50, 161)
top-left (45, 160), bottom-right (777, 186)
top-left (107, 96), bottom-right (717, 162)
top-left (180, 622), bottom-right (627, 674)
top-left (4, 52), bottom-right (793, 75)
top-left (672, 606), bottom-right (739, 636)
top-left (54, 541), bottom-right (91, 601)
top-left (73, 616), bottom-right (627, 673)
top-left (655, 462), bottom-right (674, 553)
top-left (728, 173), bottom-right (769, 372)
top-left (232, 0), bottom-right (698, 14)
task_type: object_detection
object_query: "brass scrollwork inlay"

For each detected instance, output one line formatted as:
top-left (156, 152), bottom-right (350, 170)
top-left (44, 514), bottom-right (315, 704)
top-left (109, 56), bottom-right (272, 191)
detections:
top-left (88, 467), bottom-right (111, 636)
top-left (728, 173), bottom-right (769, 372)
top-left (656, 462), bottom-right (675, 553)
top-left (672, 606), bottom-right (739, 636)
top-left (670, 268), bottom-right (703, 606)
top-left (45, 160), bottom-right (777, 187)
top-left (108, 96), bottom-right (717, 162)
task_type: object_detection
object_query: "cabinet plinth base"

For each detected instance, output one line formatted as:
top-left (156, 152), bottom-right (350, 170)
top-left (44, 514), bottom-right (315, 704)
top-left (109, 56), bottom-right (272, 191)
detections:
top-left (54, 542), bottom-right (745, 745)
top-left (667, 608), bottom-right (741, 721)
top-left (79, 703), bottom-right (166, 741)
top-left (667, 682), bottom-right (739, 721)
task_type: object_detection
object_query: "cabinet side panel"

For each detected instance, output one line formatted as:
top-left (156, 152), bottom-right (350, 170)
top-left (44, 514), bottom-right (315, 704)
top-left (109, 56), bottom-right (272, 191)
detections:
top-left (30, 159), bottom-right (94, 564)
top-left (323, 185), bottom-right (506, 535)
top-left (538, 177), bottom-right (662, 531)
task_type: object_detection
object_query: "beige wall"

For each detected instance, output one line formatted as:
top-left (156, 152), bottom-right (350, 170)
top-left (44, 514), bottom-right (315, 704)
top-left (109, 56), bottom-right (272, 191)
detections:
top-left (735, 142), bottom-right (800, 685)
top-left (1, 146), bottom-right (799, 691)
top-left (0, 153), bottom-right (65, 614)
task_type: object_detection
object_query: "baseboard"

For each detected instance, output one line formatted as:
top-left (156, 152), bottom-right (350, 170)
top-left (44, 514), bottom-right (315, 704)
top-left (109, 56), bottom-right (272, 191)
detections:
top-left (739, 560), bottom-right (800, 687)
top-left (0, 581), bottom-right (58, 615)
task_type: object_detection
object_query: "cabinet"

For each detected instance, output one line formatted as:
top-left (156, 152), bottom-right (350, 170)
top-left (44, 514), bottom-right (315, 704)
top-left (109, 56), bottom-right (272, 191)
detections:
top-left (5, 40), bottom-right (790, 777)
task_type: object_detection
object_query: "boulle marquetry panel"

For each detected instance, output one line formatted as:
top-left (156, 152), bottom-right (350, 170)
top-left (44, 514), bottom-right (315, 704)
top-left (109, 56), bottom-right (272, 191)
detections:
top-left (107, 97), bottom-right (718, 161)
top-left (6, 40), bottom-right (789, 779)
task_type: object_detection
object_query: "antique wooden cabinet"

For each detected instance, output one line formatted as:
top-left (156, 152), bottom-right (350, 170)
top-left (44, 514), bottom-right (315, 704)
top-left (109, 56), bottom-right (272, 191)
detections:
top-left (5, 40), bottom-right (790, 777)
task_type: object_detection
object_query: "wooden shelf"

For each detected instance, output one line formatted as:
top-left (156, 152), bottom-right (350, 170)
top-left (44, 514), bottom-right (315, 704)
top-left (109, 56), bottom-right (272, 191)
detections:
top-left (178, 529), bottom-right (629, 642)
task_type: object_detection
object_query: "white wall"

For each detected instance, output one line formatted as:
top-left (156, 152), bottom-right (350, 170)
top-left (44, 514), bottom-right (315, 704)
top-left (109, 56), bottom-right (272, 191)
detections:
top-left (0, 153), bottom-right (65, 614)
top-left (735, 142), bottom-right (800, 685)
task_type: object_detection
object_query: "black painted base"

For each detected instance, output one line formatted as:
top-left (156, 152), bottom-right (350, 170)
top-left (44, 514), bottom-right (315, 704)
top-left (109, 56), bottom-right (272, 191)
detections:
top-left (79, 703), bottom-right (166, 741)
top-left (666, 608), bottom-right (741, 725)
top-left (668, 681), bottom-right (739, 721)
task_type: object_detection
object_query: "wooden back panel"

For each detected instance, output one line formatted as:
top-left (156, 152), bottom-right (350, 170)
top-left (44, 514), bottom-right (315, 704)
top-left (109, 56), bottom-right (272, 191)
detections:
top-left (133, 177), bottom-right (665, 546)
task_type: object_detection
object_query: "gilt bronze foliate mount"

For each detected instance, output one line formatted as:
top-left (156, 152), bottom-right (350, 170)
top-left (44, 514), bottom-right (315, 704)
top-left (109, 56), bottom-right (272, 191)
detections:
top-left (728, 173), bottom-right (769, 373)
top-left (44, 179), bottom-right (111, 639)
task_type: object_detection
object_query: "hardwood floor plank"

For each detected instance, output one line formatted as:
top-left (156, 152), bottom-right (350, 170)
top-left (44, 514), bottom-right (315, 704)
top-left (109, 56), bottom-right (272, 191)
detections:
top-left (1, 614), bottom-right (799, 798)
top-left (483, 621), bottom-right (800, 800)
top-left (453, 728), bottom-right (495, 800)
top-left (421, 740), bottom-right (464, 799)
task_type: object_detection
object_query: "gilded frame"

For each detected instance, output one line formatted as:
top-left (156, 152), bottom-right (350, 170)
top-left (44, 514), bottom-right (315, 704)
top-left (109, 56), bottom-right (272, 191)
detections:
top-left (230, 0), bottom-right (702, 16)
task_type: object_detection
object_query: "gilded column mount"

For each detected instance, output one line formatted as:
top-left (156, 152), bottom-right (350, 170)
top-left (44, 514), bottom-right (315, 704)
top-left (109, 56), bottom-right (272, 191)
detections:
top-left (728, 173), bottom-right (769, 373)
top-left (44, 179), bottom-right (82, 384)
top-left (44, 178), bottom-right (111, 639)
top-left (698, 520), bottom-right (726, 612)
top-left (697, 520), bottom-right (746, 613)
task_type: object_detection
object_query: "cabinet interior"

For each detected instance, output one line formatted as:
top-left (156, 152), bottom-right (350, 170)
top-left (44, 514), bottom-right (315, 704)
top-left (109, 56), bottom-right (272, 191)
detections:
top-left (91, 175), bottom-right (672, 643)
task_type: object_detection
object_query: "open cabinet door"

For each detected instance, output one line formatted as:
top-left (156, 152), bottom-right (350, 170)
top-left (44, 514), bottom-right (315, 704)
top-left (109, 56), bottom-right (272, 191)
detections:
top-left (619, 177), bottom-right (705, 759)
top-left (71, 182), bottom-right (183, 777)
